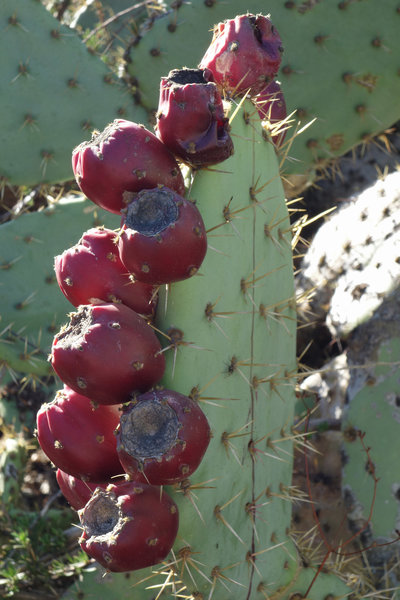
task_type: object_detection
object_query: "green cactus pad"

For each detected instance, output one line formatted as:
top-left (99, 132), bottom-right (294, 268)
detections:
top-left (61, 561), bottom-right (352, 600)
top-left (0, 197), bottom-right (118, 378)
top-left (0, 0), bottom-right (146, 186)
top-left (0, 436), bottom-right (27, 507)
top-left (126, 0), bottom-right (400, 180)
top-left (153, 99), bottom-right (298, 599)
top-left (343, 335), bottom-right (400, 540)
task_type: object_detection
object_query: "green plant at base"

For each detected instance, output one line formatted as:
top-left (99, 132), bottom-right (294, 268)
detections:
top-left (0, 417), bottom-right (88, 597)
top-left (0, 504), bottom-right (87, 598)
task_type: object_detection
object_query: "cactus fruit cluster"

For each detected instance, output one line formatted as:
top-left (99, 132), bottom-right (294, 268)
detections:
top-left (126, 0), bottom-right (400, 185)
top-left (31, 11), bottom-right (359, 600)
top-left (39, 119), bottom-right (214, 569)
top-left (4, 0), bottom-right (400, 191)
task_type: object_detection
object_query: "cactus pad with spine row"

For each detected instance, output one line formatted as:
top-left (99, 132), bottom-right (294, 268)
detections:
top-left (341, 298), bottom-right (400, 592)
top-left (343, 286), bottom-right (400, 542)
top-left (62, 100), bottom-right (352, 599)
top-left (0, 0), bottom-right (146, 186)
top-left (126, 0), bottom-right (400, 181)
top-left (0, 197), bottom-right (117, 378)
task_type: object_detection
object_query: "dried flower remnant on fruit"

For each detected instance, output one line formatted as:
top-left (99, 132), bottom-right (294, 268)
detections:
top-left (50, 303), bottom-right (165, 405)
top-left (156, 67), bottom-right (233, 167)
top-left (118, 187), bottom-right (207, 285)
top-left (78, 482), bottom-right (179, 572)
top-left (116, 389), bottom-right (211, 485)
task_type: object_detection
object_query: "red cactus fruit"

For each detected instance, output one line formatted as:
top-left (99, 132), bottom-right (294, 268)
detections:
top-left (54, 227), bottom-right (157, 318)
top-left (50, 303), bottom-right (165, 405)
top-left (199, 14), bottom-right (283, 97)
top-left (78, 481), bottom-right (179, 572)
top-left (72, 119), bottom-right (185, 215)
top-left (115, 389), bottom-right (211, 485)
top-left (155, 68), bottom-right (233, 167)
top-left (56, 469), bottom-right (99, 510)
top-left (254, 80), bottom-right (287, 147)
top-left (118, 186), bottom-right (207, 285)
top-left (56, 469), bottom-right (126, 510)
top-left (36, 385), bottom-right (123, 482)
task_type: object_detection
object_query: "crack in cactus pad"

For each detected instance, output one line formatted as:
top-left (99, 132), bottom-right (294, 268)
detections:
top-left (0, 197), bottom-right (118, 377)
top-left (63, 100), bottom-right (351, 599)
top-left (71, 0), bottom-right (162, 55)
top-left (0, 0), bottom-right (146, 186)
top-left (126, 0), bottom-right (400, 179)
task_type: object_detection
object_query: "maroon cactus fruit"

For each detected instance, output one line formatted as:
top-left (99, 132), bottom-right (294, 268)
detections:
top-left (254, 80), bottom-right (287, 147)
top-left (56, 469), bottom-right (102, 510)
top-left (36, 385), bottom-right (123, 482)
top-left (54, 227), bottom-right (157, 318)
top-left (50, 303), bottom-right (165, 405)
top-left (118, 187), bottom-right (207, 285)
top-left (199, 14), bottom-right (283, 97)
top-left (72, 119), bottom-right (185, 215)
top-left (78, 481), bottom-right (179, 572)
top-left (115, 389), bottom-right (211, 485)
top-left (155, 68), bottom-right (233, 167)
top-left (56, 469), bottom-right (126, 510)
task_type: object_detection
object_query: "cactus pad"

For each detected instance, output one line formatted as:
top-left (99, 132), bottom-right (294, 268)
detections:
top-left (0, 0), bottom-right (146, 186)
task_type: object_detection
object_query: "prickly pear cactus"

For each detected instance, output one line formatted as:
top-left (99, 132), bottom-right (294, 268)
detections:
top-left (62, 100), bottom-right (352, 599)
top-left (0, 0), bottom-right (146, 186)
top-left (126, 0), bottom-right (400, 181)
